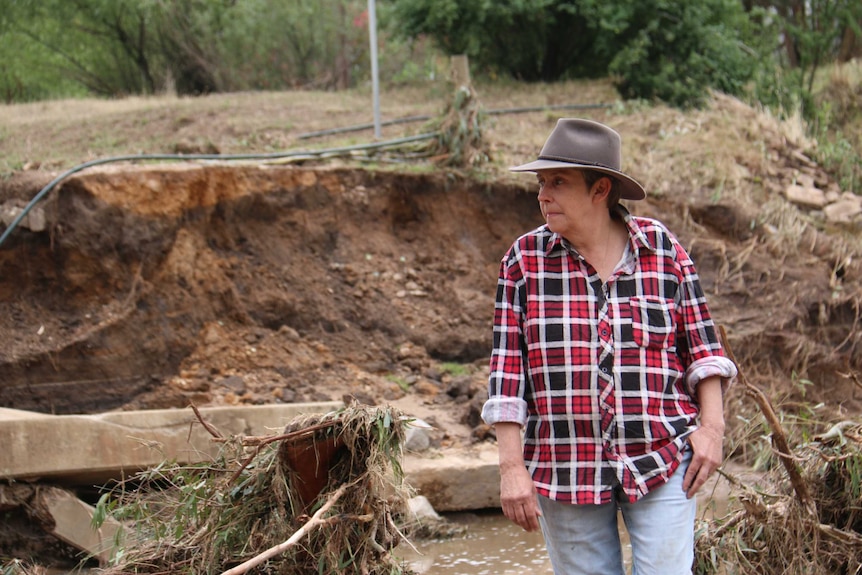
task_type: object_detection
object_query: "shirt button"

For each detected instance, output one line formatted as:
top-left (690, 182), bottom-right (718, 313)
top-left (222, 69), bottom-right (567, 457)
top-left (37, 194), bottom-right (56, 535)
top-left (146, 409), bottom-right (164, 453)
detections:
top-left (601, 366), bottom-right (609, 373)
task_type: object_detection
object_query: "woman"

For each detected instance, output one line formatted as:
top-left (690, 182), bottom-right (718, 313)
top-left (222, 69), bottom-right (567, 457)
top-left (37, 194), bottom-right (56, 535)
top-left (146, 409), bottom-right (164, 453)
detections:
top-left (482, 118), bottom-right (737, 575)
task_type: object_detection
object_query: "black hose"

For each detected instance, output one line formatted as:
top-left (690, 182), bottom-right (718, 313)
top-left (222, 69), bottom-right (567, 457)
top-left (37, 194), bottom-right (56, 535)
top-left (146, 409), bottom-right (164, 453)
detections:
top-left (0, 133), bottom-right (437, 249)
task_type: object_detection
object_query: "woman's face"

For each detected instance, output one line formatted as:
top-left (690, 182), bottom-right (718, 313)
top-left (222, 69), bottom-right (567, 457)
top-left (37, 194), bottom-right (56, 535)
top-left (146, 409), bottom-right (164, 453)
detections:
top-left (535, 169), bottom-right (598, 237)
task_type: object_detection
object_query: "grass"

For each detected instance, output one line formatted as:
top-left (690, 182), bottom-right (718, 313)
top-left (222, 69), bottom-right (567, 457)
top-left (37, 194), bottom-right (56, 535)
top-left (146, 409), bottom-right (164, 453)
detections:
top-left (0, 78), bottom-right (620, 177)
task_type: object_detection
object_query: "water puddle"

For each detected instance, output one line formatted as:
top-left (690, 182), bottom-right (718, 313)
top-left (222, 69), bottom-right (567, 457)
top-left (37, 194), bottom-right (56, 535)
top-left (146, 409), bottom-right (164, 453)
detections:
top-left (396, 512), bottom-right (553, 574)
top-left (396, 511), bottom-right (633, 575)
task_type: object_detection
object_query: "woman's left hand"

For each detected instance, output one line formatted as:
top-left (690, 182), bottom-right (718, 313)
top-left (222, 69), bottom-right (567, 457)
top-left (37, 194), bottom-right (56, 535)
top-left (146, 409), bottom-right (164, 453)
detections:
top-left (682, 424), bottom-right (724, 498)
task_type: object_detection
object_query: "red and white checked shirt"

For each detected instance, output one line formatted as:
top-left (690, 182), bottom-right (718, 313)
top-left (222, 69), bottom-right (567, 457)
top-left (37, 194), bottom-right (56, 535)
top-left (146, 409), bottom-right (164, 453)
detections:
top-left (482, 206), bottom-right (737, 504)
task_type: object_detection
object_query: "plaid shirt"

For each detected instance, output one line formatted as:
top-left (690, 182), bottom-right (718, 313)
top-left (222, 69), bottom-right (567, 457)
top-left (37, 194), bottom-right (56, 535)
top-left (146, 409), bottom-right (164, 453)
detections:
top-left (482, 206), bottom-right (737, 504)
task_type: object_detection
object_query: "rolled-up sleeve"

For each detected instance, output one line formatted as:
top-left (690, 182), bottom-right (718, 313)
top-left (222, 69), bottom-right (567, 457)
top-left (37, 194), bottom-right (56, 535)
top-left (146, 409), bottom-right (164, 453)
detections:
top-left (685, 356), bottom-right (738, 395)
top-left (673, 242), bottom-right (738, 395)
top-left (482, 252), bottom-right (530, 427)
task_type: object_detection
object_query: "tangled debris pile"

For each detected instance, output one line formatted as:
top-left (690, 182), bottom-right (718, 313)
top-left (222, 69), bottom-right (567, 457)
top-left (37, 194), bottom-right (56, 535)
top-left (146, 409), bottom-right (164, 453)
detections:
top-left (696, 421), bottom-right (862, 574)
top-left (695, 334), bottom-right (862, 574)
top-left (89, 404), bottom-right (419, 575)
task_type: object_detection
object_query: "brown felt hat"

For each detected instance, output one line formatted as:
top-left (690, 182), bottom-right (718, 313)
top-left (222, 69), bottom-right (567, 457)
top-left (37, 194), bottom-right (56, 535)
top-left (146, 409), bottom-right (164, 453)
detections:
top-left (510, 118), bottom-right (646, 200)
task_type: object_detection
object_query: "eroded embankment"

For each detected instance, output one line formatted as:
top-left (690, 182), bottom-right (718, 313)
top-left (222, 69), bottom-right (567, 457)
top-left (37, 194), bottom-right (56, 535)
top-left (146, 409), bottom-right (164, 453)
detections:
top-left (0, 162), bottom-right (860, 431)
top-left (0, 164), bottom-right (539, 414)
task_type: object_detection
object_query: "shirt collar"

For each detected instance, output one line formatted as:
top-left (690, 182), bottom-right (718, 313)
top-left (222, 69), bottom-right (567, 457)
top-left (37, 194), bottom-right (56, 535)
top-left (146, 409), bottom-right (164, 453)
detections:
top-left (544, 205), bottom-right (655, 257)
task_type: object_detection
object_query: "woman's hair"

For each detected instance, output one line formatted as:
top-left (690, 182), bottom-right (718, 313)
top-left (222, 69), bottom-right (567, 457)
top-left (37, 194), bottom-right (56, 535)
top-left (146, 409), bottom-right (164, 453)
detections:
top-left (582, 170), bottom-right (622, 214)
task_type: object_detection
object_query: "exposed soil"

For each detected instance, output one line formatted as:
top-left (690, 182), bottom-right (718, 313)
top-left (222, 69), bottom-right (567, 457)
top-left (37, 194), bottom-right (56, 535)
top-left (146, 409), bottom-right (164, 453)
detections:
top-left (1, 84), bottom-right (861, 568)
top-left (0, 164), bottom-right (542, 446)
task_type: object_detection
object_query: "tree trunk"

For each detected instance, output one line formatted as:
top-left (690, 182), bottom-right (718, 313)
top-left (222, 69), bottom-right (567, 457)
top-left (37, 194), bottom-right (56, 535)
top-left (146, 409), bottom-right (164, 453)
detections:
top-left (837, 23), bottom-right (862, 61)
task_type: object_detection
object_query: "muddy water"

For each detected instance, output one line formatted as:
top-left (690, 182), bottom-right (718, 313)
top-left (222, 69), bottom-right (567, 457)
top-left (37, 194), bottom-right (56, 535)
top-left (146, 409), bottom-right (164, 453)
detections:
top-left (396, 511), bottom-right (633, 575)
top-left (397, 472), bottom-right (736, 575)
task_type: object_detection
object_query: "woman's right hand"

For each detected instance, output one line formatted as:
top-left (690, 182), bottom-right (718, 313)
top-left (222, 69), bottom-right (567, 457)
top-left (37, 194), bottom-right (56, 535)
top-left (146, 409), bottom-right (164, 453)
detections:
top-left (499, 460), bottom-right (542, 532)
top-left (495, 422), bottom-right (542, 531)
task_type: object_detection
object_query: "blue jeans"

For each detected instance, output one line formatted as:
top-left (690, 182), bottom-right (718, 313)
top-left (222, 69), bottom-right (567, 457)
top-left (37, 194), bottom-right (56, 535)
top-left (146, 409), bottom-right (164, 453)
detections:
top-left (537, 450), bottom-right (696, 575)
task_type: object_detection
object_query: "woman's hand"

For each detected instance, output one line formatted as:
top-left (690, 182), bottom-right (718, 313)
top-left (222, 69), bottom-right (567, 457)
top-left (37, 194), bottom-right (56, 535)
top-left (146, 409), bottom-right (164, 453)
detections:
top-left (683, 376), bottom-right (725, 498)
top-left (500, 462), bottom-right (542, 532)
top-left (682, 423), bottom-right (723, 498)
top-left (495, 422), bottom-right (542, 531)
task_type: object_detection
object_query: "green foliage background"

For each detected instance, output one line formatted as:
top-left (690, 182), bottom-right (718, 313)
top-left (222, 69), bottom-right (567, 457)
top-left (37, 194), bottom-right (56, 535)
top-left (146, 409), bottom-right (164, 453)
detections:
top-left (0, 0), bottom-right (380, 100)
top-left (1, 0), bottom-right (859, 112)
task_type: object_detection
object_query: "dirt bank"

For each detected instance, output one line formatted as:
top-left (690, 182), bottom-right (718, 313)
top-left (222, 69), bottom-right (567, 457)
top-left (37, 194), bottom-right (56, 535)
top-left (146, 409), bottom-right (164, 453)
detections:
top-left (0, 164), bottom-right (546, 444)
top-left (2, 147), bottom-right (860, 448)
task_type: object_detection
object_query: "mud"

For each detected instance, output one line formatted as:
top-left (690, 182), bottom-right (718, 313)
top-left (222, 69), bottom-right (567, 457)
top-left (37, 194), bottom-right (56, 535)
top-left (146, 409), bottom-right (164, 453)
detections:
top-left (0, 165), bottom-right (538, 418)
top-left (1, 152), bottom-right (861, 567)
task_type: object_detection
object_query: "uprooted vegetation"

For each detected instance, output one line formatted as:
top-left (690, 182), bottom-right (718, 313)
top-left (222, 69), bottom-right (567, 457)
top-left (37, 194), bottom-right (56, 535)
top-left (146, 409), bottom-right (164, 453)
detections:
top-left (1, 83), bottom-right (862, 572)
top-left (695, 333), bottom-right (862, 574)
top-left (94, 404), bottom-right (418, 575)
top-left (696, 421), bottom-right (862, 574)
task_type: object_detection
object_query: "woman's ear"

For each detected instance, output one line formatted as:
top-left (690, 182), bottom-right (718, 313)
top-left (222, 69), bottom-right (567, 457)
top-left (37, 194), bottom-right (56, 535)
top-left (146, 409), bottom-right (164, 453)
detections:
top-left (591, 176), bottom-right (612, 199)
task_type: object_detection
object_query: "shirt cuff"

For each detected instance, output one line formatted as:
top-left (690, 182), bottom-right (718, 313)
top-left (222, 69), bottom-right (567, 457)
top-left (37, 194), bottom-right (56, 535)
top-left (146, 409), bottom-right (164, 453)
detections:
top-left (481, 396), bottom-right (529, 427)
top-left (685, 356), bottom-right (738, 395)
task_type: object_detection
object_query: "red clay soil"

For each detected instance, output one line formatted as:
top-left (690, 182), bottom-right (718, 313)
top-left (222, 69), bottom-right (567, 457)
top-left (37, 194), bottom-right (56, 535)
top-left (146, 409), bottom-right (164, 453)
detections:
top-left (1, 158), bottom-right (859, 440)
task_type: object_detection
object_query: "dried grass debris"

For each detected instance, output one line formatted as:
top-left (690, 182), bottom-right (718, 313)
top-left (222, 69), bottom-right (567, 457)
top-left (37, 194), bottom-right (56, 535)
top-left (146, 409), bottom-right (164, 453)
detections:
top-left (94, 403), bottom-right (417, 575)
top-left (695, 332), bottom-right (862, 574)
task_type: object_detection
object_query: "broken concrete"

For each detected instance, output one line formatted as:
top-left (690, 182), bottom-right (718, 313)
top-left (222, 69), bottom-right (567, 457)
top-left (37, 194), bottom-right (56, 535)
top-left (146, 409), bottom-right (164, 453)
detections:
top-left (403, 443), bottom-right (501, 512)
top-left (0, 402), bottom-right (343, 485)
top-left (40, 487), bottom-right (123, 566)
top-left (0, 402), bottom-right (503, 566)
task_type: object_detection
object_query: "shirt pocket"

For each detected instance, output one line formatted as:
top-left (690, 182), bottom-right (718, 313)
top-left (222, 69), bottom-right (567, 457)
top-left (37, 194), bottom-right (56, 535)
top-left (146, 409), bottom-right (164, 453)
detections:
top-left (630, 296), bottom-right (675, 349)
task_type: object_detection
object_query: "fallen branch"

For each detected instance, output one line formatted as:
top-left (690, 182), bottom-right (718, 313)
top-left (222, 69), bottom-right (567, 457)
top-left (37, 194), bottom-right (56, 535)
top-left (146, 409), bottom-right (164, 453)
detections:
top-left (190, 403), bottom-right (225, 440)
top-left (219, 483), bottom-right (349, 575)
top-left (224, 420), bottom-right (341, 485)
top-left (719, 325), bottom-right (817, 517)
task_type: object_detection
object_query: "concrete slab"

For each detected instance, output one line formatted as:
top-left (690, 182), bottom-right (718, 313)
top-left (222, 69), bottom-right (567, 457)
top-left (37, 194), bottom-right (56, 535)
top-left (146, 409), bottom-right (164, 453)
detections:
top-left (0, 407), bottom-right (52, 420)
top-left (40, 487), bottom-right (124, 566)
top-left (0, 402), bottom-right (343, 484)
top-left (403, 443), bottom-right (501, 512)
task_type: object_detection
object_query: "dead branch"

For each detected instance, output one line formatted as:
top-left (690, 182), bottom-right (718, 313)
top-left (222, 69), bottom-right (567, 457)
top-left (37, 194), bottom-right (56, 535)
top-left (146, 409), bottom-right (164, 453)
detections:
top-left (190, 403), bottom-right (225, 440)
top-left (719, 325), bottom-right (817, 517)
top-left (225, 420), bottom-right (339, 447)
top-left (218, 483), bottom-right (349, 575)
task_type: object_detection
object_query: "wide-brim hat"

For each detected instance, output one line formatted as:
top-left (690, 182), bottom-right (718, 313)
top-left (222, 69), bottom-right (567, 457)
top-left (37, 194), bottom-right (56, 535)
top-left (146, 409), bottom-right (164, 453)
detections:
top-left (510, 118), bottom-right (646, 200)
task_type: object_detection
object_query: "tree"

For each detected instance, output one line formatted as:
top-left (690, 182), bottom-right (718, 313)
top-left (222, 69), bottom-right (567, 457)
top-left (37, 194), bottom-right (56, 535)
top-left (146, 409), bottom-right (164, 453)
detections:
top-left (605, 0), bottom-right (758, 108)
top-left (0, 0), bottom-right (374, 101)
top-left (3, 0), bottom-right (160, 96)
top-left (388, 0), bottom-right (759, 108)
top-left (386, 0), bottom-right (608, 81)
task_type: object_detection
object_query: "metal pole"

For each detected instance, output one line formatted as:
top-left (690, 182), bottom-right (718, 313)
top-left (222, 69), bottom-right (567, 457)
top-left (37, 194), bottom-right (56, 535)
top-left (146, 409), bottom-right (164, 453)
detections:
top-left (367, 0), bottom-right (381, 139)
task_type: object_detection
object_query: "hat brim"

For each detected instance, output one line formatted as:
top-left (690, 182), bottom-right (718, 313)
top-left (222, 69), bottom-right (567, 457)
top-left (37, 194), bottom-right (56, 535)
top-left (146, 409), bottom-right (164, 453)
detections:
top-left (510, 159), bottom-right (646, 201)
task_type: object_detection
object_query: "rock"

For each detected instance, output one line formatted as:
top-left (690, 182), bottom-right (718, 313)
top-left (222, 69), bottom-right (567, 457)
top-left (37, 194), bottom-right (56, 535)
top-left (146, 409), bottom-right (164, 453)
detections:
top-left (413, 381), bottom-right (441, 396)
top-left (0, 202), bottom-right (46, 232)
top-left (446, 375), bottom-right (473, 399)
top-left (272, 387), bottom-right (297, 403)
top-left (471, 424), bottom-right (496, 442)
top-left (382, 383), bottom-right (407, 400)
top-left (407, 495), bottom-right (441, 521)
top-left (823, 198), bottom-right (862, 224)
top-left (462, 392), bottom-right (487, 428)
top-left (795, 173), bottom-right (816, 188)
top-left (785, 184), bottom-right (827, 208)
top-left (404, 419), bottom-right (432, 452)
top-left (218, 375), bottom-right (246, 393)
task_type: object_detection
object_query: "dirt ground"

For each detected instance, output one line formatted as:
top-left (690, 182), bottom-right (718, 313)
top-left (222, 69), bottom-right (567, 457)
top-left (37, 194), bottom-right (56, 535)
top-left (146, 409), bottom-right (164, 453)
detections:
top-left (1, 81), bottom-right (861, 566)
